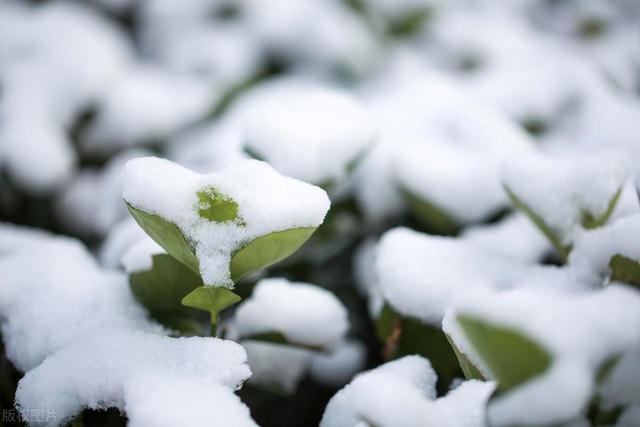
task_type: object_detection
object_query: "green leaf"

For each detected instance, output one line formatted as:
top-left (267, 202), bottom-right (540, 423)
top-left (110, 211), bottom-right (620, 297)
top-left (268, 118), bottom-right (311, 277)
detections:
top-left (609, 254), bottom-right (640, 288)
top-left (126, 203), bottom-right (200, 274)
top-left (401, 190), bottom-right (459, 236)
top-left (581, 188), bottom-right (622, 230)
top-left (445, 333), bottom-right (486, 381)
top-left (230, 227), bottom-right (317, 281)
top-left (456, 314), bottom-right (552, 393)
top-left (505, 186), bottom-right (571, 262)
top-left (376, 304), bottom-right (461, 392)
top-left (242, 331), bottom-right (326, 352)
top-left (196, 187), bottom-right (243, 223)
top-left (129, 254), bottom-right (207, 335)
top-left (181, 286), bottom-right (241, 327)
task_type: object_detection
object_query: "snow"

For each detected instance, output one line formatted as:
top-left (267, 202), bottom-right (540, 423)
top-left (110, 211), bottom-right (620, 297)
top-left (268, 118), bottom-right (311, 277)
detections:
top-left (242, 341), bottom-right (312, 394)
top-left (375, 227), bottom-right (596, 325)
top-left (82, 65), bottom-right (215, 153)
top-left (502, 150), bottom-right (628, 244)
top-left (55, 149), bottom-right (150, 237)
top-left (570, 213), bottom-right (640, 276)
top-left (98, 217), bottom-right (147, 269)
top-left (352, 50), bottom-right (534, 224)
top-left (0, 231), bottom-right (256, 426)
top-left (122, 157), bottom-right (330, 286)
top-left (121, 237), bottom-right (165, 273)
top-left (309, 340), bottom-right (367, 388)
top-left (243, 85), bottom-right (374, 186)
top-left (234, 278), bottom-right (349, 349)
top-left (461, 213), bottom-right (550, 263)
top-left (321, 355), bottom-right (495, 427)
top-left (443, 285), bottom-right (640, 426)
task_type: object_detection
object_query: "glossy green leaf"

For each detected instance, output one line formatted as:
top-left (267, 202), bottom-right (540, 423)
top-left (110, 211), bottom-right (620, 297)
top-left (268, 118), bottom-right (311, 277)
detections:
top-left (129, 254), bottom-right (206, 335)
top-left (230, 227), bottom-right (317, 281)
top-left (126, 203), bottom-right (199, 274)
top-left (376, 304), bottom-right (460, 391)
top-left (402, 190), bottom-right (459, 236)
top-left (242, 331), bottom-right (326, 352)
top-left (181, 286), bottom-right (241, 327)
top-left (456, 314), bottom-right (552, 393)
top-left (609, 254), bottom-right (640, 288)
top-left (196, 187), bottom-right (243, 223)
top-left (505, 186), bottom-right (571, 262)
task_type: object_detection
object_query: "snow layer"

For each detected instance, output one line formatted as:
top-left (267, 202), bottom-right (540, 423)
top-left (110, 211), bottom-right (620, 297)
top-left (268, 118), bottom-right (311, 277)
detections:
top-left (443, 285), bottom-right (640, 426)
top-left (570, 213), bottom-right (640, 277)
top-left (321, 356), bottom-right (495, 427)
top-left (82, 65), bottom-right (214, 152)
top-left (122, 157), bottom-right (330, 286)
top-left (310, 340), bottom-right (367, 387)
top-left (121, 236), bottom-right (165, 273)
top-left (0, 230), bottom-right (256, 426)
top-left (242, 341), bottom-right (313, 394)
top-left (354, 51), bottom-right (534, 224)
top-left (502, 151), bottom-right (628, 244)
top-left (244, 85), bottom-right (374, 185)
top-left (375, 227), bottom-right (596, 325)
top-left (461, 213), bottom-right (550, 263)
top-left (234, 278), bottom-right (349, 349)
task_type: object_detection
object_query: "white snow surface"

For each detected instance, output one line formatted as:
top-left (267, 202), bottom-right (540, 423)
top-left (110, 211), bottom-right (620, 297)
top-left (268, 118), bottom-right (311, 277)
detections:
top-left (122, 157), bottom-right (330, 286)
top-left (502, 150), bottom-right (628, 244)
top-left (244, 85), bottom-right (374, 185)
top-left (570, 213), bottom-right (640, 277)
top-left (0, 228), bottom-right (256, 427)
top-left (320, 355), bottom-right (495, 427)
top-left (375, 227), bottom-right (597, 325)
top-left (443, 285), bottom-right (640, 426)
top-left (234, 277), bottom-right (349, 349)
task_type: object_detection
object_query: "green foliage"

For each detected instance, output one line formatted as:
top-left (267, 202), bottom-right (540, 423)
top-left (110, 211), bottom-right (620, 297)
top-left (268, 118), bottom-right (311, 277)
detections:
top-left (230, 227), bottom-right (318, 281)
top-left (181, 286), bottom-right (242, 329)
top-left (196, 187), bottom-right (243, 223)
top-left (126, 203), bottom-right (200, 274)
top-left (376, 304), bottom-right (460, 391)
top-left (402, 190), bottom-right (460, 236)
top-left (129, 254), bottom-right (207, 334)
top-left (609, 254), bottom-right (640, 288)
top-left (456, 314), bottom-right (552, 393)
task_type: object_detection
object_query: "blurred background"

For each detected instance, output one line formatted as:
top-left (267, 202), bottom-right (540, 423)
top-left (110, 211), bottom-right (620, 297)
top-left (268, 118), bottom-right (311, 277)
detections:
top-left (1, 0), bottom-right (639, 425)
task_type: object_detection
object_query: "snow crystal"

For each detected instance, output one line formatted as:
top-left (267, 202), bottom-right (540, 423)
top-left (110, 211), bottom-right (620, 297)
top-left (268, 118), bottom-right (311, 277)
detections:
top-left (243, 85), bottom-right (374, 186)
top-left (376, 227), bottom-right (596, 325)
top-left (320, 355), bottom-right (494, 427)
top-left (0, 232), bottom-right (255, 426)
top-left (122, 157), bottom-right (330, 286)
top-left (443, 285), bottom-right (640, 426)
top-left (234, 278), bottom-right (348, 349)
top-left (502, 150), bottom-right (628, 244)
